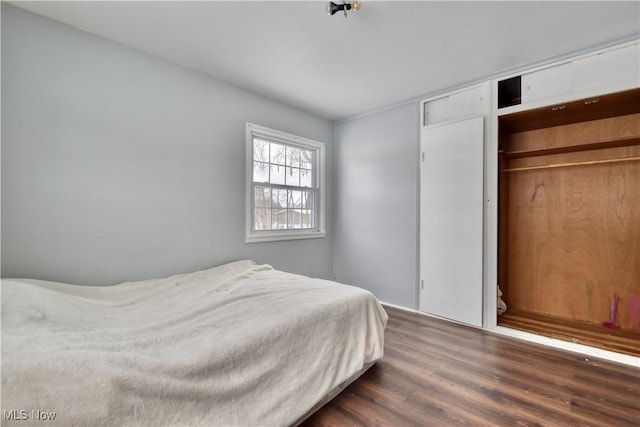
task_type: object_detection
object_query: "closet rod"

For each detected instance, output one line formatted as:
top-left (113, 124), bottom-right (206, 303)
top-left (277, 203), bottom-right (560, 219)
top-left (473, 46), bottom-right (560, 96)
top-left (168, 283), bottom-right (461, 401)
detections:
top-left (503, 156), bottom-right (640, 173)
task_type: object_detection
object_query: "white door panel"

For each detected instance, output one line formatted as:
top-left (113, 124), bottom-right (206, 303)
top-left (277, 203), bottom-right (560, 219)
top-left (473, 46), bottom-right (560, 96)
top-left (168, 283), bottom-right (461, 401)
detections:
top-left (420, 116), bottom-right (484, 327)
top-left (522, 63), bottom-right (571, 104)
top-left (572, 44), bottom-right (640, 93)
top-left (423, 96), bottom-right (449, 125)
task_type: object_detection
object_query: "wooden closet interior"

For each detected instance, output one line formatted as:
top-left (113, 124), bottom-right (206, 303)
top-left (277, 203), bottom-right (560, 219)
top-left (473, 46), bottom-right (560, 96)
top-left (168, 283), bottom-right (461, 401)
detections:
top-left (497, 88), bottom-right (640, 356)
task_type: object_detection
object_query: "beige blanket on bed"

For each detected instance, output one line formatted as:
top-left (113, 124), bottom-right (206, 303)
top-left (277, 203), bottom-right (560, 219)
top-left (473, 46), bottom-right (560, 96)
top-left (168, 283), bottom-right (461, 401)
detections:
top-left (1, 260), bottom-right (387, 426)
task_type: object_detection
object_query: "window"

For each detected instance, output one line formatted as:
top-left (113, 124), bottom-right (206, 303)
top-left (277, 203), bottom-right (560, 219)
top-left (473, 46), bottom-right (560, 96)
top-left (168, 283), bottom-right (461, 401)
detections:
top-left (245, 123), bottom-right (326, 243)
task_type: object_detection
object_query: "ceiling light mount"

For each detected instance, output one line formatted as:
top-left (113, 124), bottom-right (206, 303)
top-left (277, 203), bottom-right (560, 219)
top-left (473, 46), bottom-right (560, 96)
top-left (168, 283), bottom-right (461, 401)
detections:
top-left (326, 1), bottom-right (361, 18)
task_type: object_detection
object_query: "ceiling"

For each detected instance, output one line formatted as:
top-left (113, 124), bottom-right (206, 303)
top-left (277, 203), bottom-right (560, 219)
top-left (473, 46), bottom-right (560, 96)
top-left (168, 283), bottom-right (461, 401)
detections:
top-left (9, 1), bottom-right (640, 121)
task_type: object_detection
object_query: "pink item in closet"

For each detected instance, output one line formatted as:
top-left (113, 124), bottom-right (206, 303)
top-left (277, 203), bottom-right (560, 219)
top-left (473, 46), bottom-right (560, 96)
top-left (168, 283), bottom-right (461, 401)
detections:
top-left (602, 294), bottom-right (620, 329)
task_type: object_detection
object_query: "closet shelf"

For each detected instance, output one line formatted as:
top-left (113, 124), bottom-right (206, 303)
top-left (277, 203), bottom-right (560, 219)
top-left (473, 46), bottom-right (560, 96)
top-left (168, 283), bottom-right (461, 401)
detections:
top-left (500, 136), bottom-right (640, 159)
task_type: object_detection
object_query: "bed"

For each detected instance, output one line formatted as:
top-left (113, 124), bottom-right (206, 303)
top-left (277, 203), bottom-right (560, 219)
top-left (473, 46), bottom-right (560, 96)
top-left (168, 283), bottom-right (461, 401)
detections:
top-left (1, 260), bottom-right (387, 426)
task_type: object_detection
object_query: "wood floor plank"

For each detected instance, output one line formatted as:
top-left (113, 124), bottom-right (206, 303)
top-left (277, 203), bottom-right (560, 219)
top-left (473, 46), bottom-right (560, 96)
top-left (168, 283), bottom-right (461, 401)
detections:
top-left (301, 306), bottom-right (640, 427)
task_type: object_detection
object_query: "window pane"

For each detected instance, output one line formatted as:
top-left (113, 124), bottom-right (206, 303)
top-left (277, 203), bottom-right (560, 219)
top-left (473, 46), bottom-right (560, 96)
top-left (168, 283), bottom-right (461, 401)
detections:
top-left (272, 209), bottom-right (287, 229)
top-left (288, 209), bottom-right (302, 229)
top-left (253, 162), bottom-right (269, 183)
top-left (270, 143), bottom-right (286, 165)
top-left (254, 187), bottom-right (271, 208)
top-left (302, 191), bottom-right (313, 209)
top-left (272, 188), bottom-right (288, 209)
top-left (288, 190), bottom-right (302, 208)
top-left (300, 169), bottom-right (313, 188)
top-left (270, 164), bottom-right (285, 185)
top-left (301, 150), bottom-right (314, 169)
top-left (254, 208), bottom-right (271, 230)
top-left (301, 209), bottom-right (313, 228)
top-left (286, 146), bottom-right (301, 168)
top-left (253, 139), bottom-right (270, 162)
top-left (285, 167), bottom-right (300, 187)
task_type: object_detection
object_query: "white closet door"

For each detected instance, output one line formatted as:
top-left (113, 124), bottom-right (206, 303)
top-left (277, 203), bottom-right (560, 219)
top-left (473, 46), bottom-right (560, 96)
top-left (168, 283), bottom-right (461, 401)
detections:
top-left (420, 116), bottom-right (484, 327)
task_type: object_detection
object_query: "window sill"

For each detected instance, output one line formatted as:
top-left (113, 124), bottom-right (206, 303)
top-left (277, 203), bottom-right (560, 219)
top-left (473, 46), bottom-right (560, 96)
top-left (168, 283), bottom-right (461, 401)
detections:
top-left (245, 230), bottom-right (326, 244)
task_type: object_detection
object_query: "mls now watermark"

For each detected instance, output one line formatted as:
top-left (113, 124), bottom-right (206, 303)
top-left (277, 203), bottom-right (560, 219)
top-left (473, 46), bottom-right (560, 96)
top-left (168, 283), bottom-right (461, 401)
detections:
top-left (3, 409), bottom-right (57, 421)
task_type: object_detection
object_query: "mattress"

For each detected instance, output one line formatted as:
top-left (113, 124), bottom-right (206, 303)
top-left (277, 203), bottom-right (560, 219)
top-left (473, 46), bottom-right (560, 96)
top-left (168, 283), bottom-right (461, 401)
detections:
top-left (1, 260), bottom-right (388, 426)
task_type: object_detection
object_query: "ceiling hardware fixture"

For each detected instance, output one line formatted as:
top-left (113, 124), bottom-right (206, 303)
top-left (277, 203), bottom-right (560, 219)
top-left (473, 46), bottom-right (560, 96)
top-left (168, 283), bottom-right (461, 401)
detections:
top-left (326, 1), bottom-right (361, 17)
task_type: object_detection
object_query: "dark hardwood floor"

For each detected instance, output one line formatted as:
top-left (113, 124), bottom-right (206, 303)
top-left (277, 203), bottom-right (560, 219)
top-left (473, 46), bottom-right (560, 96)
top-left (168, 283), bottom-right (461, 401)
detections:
top-left (302, 305), bottom-right (640, 427)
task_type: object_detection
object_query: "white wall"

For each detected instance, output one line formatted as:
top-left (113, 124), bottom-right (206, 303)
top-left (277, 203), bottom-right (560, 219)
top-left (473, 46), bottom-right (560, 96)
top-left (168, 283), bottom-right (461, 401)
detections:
top-left (1, 4), bottom-right (334, 285)
top-left (333, 103), bottom-right (419, 308)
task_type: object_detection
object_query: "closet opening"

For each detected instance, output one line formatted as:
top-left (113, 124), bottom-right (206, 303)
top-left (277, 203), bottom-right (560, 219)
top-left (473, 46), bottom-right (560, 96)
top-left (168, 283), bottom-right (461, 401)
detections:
top-left (497, 88), bottom-right (640, 357)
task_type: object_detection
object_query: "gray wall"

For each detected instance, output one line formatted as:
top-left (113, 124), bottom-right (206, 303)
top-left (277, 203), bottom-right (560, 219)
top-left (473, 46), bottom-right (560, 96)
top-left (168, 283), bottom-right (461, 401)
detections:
top-left (333, 103), bottom-right (419, 308)
top-left (1, 4), bottom-right (333, 285)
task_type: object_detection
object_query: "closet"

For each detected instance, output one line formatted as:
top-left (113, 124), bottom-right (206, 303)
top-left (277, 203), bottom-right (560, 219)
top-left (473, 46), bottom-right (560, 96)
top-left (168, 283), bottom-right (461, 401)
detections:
top-left (497, 88), bottom-right (640, 356)
top-left (418, 41), bottom-right (639, 357)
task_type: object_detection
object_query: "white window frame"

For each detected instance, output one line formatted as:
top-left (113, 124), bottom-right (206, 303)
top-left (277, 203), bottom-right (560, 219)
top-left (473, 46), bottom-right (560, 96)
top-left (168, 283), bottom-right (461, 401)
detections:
top-left (245, 123), bottom-right (326, 243)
